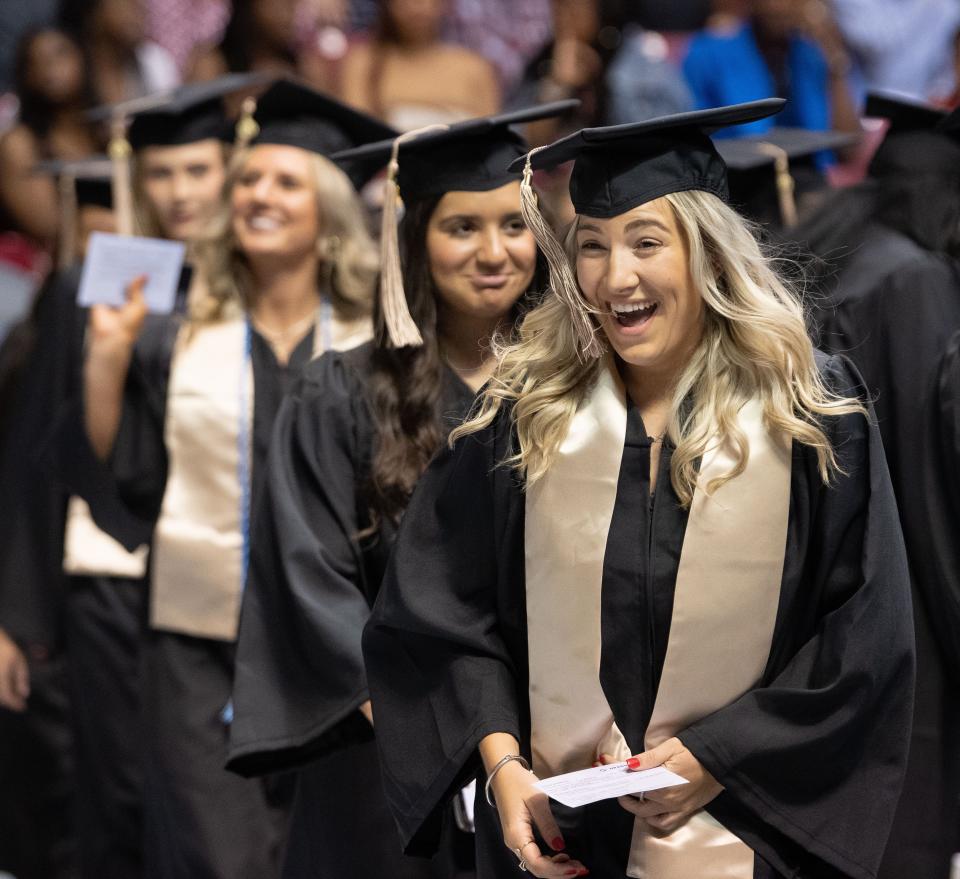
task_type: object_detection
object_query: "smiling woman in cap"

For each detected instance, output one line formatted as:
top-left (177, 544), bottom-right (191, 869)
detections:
top-left (363, 100), bottom-right (914, 879)
top-left (225, 100), bottom-right (572, 879)
top-left (56, 77), bottom-right (395, 878)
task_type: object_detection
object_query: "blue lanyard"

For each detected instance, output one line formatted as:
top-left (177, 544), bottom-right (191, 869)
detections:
top-left (238, 319), bottom-right (253, 592)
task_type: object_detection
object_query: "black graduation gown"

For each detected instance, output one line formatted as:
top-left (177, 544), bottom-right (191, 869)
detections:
top-left (44, 316), bottom-right (317, 879)
top-left (816, 226), bottom-right (960, 878)
top-left (362, 353), bottom-right (915, 879)
top-left (227, 343), bottom-right (476, 879)
top-left (0, 265), bottom-right (143, 879)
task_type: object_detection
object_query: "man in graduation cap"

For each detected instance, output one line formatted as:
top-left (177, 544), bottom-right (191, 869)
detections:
top-left (362, 99), bottom-right (914, 879)
top-left (799, 93), bottom-right (960, 879)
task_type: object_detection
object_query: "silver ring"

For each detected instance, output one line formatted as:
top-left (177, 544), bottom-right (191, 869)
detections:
top-left (518, 859), bottom-right (527, 872)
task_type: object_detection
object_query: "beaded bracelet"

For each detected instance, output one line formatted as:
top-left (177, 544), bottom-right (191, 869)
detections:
top-left (484, 754), bottom-right (531, 807)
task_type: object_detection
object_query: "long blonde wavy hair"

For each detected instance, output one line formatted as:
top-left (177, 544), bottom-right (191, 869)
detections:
top-left (453, 189), bottom-right (865, 506)
top-left (189, 146), bottom-right (379, 324)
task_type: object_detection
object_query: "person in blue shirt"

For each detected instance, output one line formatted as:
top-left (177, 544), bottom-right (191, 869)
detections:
top-left (683, 0), bottom-right (859, 139)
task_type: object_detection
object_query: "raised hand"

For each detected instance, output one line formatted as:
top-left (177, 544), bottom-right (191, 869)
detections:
top-left (88, 275), bottom-right (150, 351)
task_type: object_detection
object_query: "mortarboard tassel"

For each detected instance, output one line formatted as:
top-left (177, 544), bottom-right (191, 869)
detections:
top-left (380, 125), bottom-right (448, 348)
top-left (57, 171), bottom-right (78, 270)
top-left (109, 115), bottom-right (134, 237)
top-left (757, 142), bottom-right (797, 228)
top-left (234, 96), bottom-right (260, 150)
top-left (520, 150), bottom-right (602, 360)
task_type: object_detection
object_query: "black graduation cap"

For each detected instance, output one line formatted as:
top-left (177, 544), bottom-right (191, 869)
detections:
top-left (250, 79), bottom-right (397, 159)
top-left (34, 156), bottom-right (113, 208)
top-left (713, 127), bottom-right (858, 170)
top-left (864, 91), bottom-right (947, 134)
top-left (331, 100), bottom-right (579, 203)
top-left (715, 128), bottom-right (860, 228)
top-left (509, 98), bottom-right (785, 218)
top-left (89, 73), bottom-right (270, 149)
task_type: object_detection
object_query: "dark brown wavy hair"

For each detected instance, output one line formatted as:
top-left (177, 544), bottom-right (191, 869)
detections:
top-left (364, 194), bottom-right (546, 528)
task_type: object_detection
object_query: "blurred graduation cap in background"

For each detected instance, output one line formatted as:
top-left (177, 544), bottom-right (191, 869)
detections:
top-left (331, 100), bottom-right (579, 348)
top-left (33, 156), bottom-right (114, 268)
top-left (90, 73), bottom-right (270, 235)
top-left (714, 127), bottom-right (860, 229)
top-left (862, 91), bottom-right (960, 183)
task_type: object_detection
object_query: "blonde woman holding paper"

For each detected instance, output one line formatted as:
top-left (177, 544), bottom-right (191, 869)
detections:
top-left (363, 100), bottom-right (915, 879)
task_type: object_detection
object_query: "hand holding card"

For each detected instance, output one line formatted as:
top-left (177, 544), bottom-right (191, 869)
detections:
top-left (78, 232), bottom-right (186, 315)
top-left (534, 761), bottom-right (688, 809)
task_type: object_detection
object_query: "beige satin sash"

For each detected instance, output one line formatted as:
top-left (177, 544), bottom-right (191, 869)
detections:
top-left (524, 359), bottom-right (792, 878)
top-left (63, 497), bottom-right (149, 578)
top-left (150, 306), bottom-right (371, 642)
top-left (525, 361), bottom-right (628, 778)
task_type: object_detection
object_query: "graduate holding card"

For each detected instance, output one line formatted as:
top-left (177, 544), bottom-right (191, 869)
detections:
top-left (51, 79), bottom-right (394, 878)
top-left (362, 100), bottom-right (915, 879)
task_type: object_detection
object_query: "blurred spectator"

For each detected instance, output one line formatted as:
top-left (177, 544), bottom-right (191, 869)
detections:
top-left (185, 0), bottom-right (332, 89)
top-left (146, 0), bottom-right (229, 73)
top-left (943, 26), bottom-right (960, 109)
top-left (346, 0), bottom-right (551, 92)
top-left (831, 0), bottom-right (960, 102)
top-left (683, 0), bottom-right (859, 137)
top-left (0, 0), bottom-right (58, 94)
top-left (441, 0), bottom-right (552, 93)
top-left (340, 0), bottom-right (499, 130)
top-left (58, 0), bottom-right (179, 105)
top-left (0, 28), bottom-right (102, 248)
top-left (606, 27), bottom-right (693, 124)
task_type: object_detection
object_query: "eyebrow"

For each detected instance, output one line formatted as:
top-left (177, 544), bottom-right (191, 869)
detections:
top-left (437, 211), bottom-right (523, 223)
top-left (578, 217), bottom-right (671, 235)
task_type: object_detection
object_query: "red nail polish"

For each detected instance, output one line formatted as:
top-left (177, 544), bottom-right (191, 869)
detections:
top-left (579, 870), bottom-right (590, 877)
top-left (552, 836), bottom-right (565, 851)
top-left (626, 757), bottom-right (641, 770)
top-left (565, 871), bottom-right (578, 877)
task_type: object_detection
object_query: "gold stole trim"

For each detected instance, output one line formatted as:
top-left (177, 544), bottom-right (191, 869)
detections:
top-left (151, 308), bottom-right (371, 642)
top-left (524, 361), bottom-right (791, 878)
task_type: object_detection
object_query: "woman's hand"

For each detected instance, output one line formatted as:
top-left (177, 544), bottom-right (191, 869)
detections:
top-left (603, 737), bottom-right (723, 835)
top-left (490, 760), bottom-right (589, 878)
top-left (0, 628), bottom-right (29, 713)
top-left (88, 275), bottom-right (149, 352)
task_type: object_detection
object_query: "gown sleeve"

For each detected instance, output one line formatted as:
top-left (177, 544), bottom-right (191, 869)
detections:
top-left (0, 272), bottom-right (81, 646)
top-left (226, 351), bottom-right (380, 777)
top-left (361, 413), bottom-right (524, 856)
top-left (680, 354), bottom-right (915, 879)
top-left (38, 314), bottom-right (174, 551)
top-left (934, 330), bottom-right (960, 676)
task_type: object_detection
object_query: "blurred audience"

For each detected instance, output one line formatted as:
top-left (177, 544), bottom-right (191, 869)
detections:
top-left (0, 28), bottom-right (102, 248)
top-left (58, 0), bottom-right (179, 105)
top-left (340, 0), bottom-right (499, 129)
top-left (186, 0), bottom-right (332, 89)
top-left (683, 0), bottom-right (859, 137)
top-left (147, 0), bottom-right (230, 73)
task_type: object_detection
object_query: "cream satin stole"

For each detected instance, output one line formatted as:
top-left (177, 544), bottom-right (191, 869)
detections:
top-left (150, 306), bottom-right (371, 642)
top-left (525, 357), bottom-right (791, 879)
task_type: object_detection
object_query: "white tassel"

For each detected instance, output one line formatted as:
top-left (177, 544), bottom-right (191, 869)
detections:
top-left (520, 151), bottom-right (602, 360)
top-left (757, 142), bottom-right (797, 228)
top-left (380, 124), bottom-right (449, 349)
top-left (109, 115), bottom-right (134, 237)
top-left (234, 96), bottom-right (260, 151)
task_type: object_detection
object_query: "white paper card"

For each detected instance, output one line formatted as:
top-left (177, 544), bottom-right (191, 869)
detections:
top-left (78, 232), bottom-right (186, 314)
top-left (534, 762), bottom-right (688, 809)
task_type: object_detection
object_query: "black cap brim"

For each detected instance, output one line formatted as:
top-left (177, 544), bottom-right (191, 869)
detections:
top-left (714, 127), bottom-right (859, 170)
